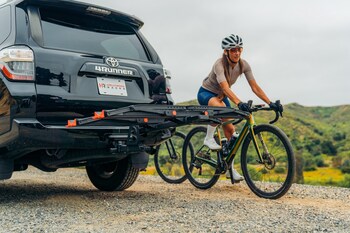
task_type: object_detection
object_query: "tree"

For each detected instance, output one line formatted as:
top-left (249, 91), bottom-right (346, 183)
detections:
top-left (321, 140), bottom-right (337, 156)
top-left (340, 159), bottom-right (350, 174)
top-left (294, 152), bottom-right (304, 184)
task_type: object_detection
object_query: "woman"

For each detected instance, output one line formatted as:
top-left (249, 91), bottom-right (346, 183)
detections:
top-left (197, 34), bottom-right (282, 181)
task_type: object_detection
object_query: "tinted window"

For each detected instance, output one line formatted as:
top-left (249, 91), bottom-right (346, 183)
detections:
top-left (39, 7), bottom-right (149, 61)
top-left (139, 32), bottom-right (160, 64)
top-left (0, 6), bottom-right (11, 44)
top-left (15, 7), bottom-right (29, 44)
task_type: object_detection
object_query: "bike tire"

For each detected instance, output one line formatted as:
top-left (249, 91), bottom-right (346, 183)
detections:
top-left (182, 126), bottom-right (220, 189)
top-left (154, 131), bottom-right (188, 184)
top-left (241, 124), bottom-right (295, 199)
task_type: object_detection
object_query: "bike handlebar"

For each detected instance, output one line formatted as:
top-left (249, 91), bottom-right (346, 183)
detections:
top-left (247, 100), bottom-right (283, 124)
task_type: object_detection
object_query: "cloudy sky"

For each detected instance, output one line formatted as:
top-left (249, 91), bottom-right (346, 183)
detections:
top-left (84, 0), bottom-right (350, 106)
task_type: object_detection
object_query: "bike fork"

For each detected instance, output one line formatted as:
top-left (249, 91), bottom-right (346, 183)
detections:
top-left (250, 127), bottom-right (264, 163)
top-left (257, 133), bottom-right (270, 156)
top-left (165, 139), bottom-right (177, 159)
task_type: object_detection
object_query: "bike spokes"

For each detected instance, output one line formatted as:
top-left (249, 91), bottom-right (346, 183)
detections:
top-left (154, 131), bottom-right (189, 184)
top-left (183, 127), bottom-right (220, 189)
top-left (241, 124), bottom-right (295, 199)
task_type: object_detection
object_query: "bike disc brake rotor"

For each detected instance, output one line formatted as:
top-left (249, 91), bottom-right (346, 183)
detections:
top-left (263, 153), bottom-right (276, 170)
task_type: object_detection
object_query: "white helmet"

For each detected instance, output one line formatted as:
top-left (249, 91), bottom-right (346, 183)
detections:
top-left (221, 34), bottom-right (243, 50)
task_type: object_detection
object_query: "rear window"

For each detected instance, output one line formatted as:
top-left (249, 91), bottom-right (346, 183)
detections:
top-left (39, 7), bottom-right (149, 61)
top-left (0, 6), bottom-right (11, 44)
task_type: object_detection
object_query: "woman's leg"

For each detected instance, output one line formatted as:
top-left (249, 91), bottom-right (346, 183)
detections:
top-left (208, 97), bottom-right (235, 139)
top-left (210, 98), bottom-right (243, 181)
top-left (197, 88), bottom-right (231, 150)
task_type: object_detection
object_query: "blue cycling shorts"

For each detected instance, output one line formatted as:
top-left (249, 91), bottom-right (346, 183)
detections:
top-left (197, 87), bottom-right (231, 107)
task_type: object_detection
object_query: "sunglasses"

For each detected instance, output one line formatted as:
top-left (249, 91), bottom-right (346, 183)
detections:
top-left (228, 47), bottom-right (243, 53)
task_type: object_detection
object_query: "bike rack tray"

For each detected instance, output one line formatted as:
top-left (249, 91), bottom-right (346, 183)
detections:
top-left (66, 104), bottom-right (250, 128)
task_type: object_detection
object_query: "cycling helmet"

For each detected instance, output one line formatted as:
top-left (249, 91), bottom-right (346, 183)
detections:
top-left (221, 34), bottom-right (243, 50)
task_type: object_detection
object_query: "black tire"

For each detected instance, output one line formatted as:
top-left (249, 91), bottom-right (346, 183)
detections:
top-left (182, 126), bottom-right (220, 189)
top-left (86, 157), bottom-right (139, 191)
top-left (241, 124), bottom-right (295, 199)
top-left (154, 131), bottom-right (189, 184)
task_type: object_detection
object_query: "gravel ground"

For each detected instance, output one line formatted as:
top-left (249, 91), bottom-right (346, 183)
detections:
top-left (0, 167), bottom-right (349, 233)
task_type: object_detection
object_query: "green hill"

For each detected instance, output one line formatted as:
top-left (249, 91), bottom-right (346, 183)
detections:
top-left (270, 103), bottom-right (349, 157)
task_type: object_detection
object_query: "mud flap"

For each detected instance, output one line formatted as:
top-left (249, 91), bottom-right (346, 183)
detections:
top-left (130, 151), bottom-right (149, 169)
top-left (0, 159), bottom-right (14, 180)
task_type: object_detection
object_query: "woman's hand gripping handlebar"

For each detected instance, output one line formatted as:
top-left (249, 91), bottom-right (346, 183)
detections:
top-left (246, 100), bottom-right (283, 124)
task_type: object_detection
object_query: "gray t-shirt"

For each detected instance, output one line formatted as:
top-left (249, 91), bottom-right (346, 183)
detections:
top-left (202, 58), bottom-right (255, 96)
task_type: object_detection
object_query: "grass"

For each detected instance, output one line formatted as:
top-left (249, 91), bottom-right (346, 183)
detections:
top-left (303, 167), bottom-right (345, 186)
top-left (141, 166), bottom-right (157, 176)
top-left (142, 164), bottom-right (349, 188)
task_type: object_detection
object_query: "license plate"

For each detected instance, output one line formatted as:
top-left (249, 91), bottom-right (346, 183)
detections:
top-left (97, 77), bottom-right (128, 96)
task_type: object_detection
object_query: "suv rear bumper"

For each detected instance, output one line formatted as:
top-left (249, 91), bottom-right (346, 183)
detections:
top-left (0, 118), bottom-right (171, 160)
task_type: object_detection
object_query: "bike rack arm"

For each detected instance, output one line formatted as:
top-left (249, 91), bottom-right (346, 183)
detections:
top-left (65, 104), bottom-right (249, 128)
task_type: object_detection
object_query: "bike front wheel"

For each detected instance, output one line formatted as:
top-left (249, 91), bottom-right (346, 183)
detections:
top-left (241, 124), bottom-right (295, 199)
top-left (154, 131), bottom-right (188, 184)
top-left (182, 126), bottom-right (220, 189)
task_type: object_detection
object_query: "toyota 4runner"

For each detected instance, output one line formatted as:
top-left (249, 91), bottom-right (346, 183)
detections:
top-left (0, 0), bottom-right (174, 191)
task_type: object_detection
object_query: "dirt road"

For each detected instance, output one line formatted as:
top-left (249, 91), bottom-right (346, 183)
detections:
top-left (0, 168), bottom-right (349, 232)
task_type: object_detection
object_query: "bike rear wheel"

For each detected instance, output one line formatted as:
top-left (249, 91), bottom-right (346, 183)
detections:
top-left (154, 131), bottom-right (188, 184)
top-left (241, 124), bottom-right (295, 199)
top-left (182, 126), bottom-right (220, 189)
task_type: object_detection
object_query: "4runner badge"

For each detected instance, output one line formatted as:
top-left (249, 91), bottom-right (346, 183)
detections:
top-left (105, 57), bottom-right (119, 67)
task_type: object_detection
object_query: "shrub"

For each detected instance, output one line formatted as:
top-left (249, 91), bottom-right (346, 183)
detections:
top-left (304, 166), bottom-right (317, 171)
top-left (332, 156), bottom-right (342, 168)
top-left (340, 174), bottom-right (350, 188)
top-left (275, 166), bottom-right (286, 174)
top-left (303, 154), bottom-right (317, 171)
top-left (314, 156), bottom-right (328, 167)
top-left (340, 159), bottom-right (350, 174)
top-left (321, 140), bottom-right (337, 156)
top-left (333, 132), bottom-right (346, 141)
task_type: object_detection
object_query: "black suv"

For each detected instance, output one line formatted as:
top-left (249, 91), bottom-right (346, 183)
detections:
top-left (0, 0), bottom-right (174, 191)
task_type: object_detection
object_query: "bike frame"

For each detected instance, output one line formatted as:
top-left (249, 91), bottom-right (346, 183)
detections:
top-left (197, 113), bottom-right (264, 172)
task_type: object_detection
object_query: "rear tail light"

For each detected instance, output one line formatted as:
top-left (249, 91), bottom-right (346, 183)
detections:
top-left (0, 46), bottom-right (35, 81)
top-left (165, 85), bottom-right (172, 94)
top-left (163, 68), bottom-right (172, 94)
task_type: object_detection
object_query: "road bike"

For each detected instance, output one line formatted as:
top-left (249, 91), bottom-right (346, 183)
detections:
top-left (154, 131), bottom-right (193, 184)
top-left (182, 101), bottom-right (295, 199)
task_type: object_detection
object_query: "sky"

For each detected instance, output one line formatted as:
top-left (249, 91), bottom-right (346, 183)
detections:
top-left (82, 0), bottom-right (350, 106)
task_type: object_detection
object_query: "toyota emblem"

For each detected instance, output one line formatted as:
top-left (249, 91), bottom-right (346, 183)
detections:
top-left (105, 57), bottom-right (119, 67)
